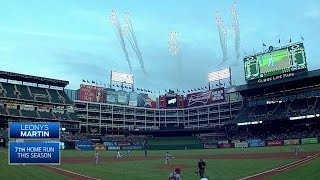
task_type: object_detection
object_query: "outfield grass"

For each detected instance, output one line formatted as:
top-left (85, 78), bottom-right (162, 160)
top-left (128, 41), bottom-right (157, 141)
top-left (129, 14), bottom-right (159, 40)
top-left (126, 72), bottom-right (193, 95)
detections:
top-left (59, 159), bottom-right (294, 180)
top-left (1, 144), bottom-right (320, 180)
top-left (0, 150), bottom-right (70, 180)
top-left (270, 158), bottom-right (320, 180)
top-left (61, 143), bottom-right (320, 158)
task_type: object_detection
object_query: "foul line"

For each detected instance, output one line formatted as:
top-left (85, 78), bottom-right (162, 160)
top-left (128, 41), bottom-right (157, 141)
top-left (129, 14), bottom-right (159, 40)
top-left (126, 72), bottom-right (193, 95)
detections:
top-left (240, 153), bottom-right (320, 180)
top-left (0, 149), bottom-right (101, 180)
top-left (42, 164), bottom-right (101, 180)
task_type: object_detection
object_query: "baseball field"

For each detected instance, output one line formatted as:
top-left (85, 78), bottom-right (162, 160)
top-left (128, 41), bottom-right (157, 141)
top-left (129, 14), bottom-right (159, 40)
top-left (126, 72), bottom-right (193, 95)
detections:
top-left (1, 144), bottom-right (320, 180)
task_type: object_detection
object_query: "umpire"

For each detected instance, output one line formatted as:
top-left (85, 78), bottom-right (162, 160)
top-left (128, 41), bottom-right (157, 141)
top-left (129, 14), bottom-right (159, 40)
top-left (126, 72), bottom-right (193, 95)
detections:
top-left (197, 159), bottom-right (206, 178)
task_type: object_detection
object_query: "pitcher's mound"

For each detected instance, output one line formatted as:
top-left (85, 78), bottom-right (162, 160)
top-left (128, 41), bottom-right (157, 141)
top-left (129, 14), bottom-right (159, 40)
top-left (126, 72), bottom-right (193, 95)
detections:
top-left (157, 164), bottom-right (193, 170)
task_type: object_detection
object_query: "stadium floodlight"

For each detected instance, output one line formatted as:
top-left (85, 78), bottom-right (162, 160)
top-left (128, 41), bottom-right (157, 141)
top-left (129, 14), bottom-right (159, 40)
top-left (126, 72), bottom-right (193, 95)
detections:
top-left (208, 68), bottom-right (231, 82)
top-left (111, 71), bottom-right (134, 84)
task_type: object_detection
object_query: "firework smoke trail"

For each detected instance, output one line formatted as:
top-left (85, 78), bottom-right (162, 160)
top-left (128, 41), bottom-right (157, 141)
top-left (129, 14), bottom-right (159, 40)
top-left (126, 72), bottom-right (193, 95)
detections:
top-left (231, 2), bottom-right (241, 62)
top-left (168, 32), bottom-right (182, 89)
top-left (216, 11), bottom-right (228, 63)
top-left (123, 12), bottom-right (147, 74)
top-left (110, 10), bottom-right (132, 73)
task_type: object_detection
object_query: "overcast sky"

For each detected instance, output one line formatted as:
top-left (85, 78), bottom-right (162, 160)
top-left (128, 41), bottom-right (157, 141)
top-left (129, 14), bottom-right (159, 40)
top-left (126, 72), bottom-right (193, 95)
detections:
top-left (0, 0), bottom-right (319, 93)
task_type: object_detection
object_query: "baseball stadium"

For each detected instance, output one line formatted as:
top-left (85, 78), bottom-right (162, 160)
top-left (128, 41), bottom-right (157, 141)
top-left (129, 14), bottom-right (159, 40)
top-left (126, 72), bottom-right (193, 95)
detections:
top-left (1, 1), bottom-right (320, 180)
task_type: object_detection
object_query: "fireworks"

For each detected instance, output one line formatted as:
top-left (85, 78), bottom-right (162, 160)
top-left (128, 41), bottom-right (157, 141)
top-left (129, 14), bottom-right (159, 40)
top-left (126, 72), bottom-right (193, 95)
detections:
top-left (231, 2), bottom-right (241, 62)
top-left (168, 32), bottom-right (180, 56)
top-left (110, 10), bottom-right (132, 73)
top-left (123, 12), bottom-right (146, 75)
top-left (216, 11), bottom-right (228, 63)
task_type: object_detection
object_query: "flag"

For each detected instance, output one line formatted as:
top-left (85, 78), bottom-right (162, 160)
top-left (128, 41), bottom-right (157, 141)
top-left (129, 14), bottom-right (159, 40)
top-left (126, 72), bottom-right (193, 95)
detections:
top-left (183, 91), bottom-right (185, 93)
top-left (82, 79), bottom-right (86, 82)
top-left (165, 89), bottom-right (167, 92)
top-left (188, 90), bottom-right (190, 92)
top-left (201, 87), bottom-right (204, 90)
top-left (278, 38), bottom-right (281, 44)
top-left (301, 36), bottom-right (304, 41)
top-left (104, 83), bottom-right (106, 87)
top-left (289, 37), bottom-right (292, 43)
top-left (137, 88), bottom-right (140, 91)
top-left (263, 43), bottom-right (266, 47)
top-left (129, 87), bottom-right (132, 89)
top-left (87, 80), bottom-right (90, 83)
top-left (116, 85), bottom-right (119, 87)
top-left (91, 81), bottom-right (95, 84)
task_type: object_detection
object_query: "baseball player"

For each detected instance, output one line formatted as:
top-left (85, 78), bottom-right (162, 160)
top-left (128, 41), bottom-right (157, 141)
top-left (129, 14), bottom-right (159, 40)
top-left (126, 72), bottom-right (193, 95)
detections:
top-left (116, 150), bottom-right (122, 159)
top-left (197, 159), bottom-right (206, 178)
top-left (168, 167), bottom-right (182, 180)
top-left (94, 151), bottom-right (100, 165)
top-left (268, 53), bottom-right (274, 67)
top-left (165, 152), bottom-right (171, 165)
top-left (295, 145), bottom-right (300, 156)
top-left (127, 150), bottom-right (131, 157)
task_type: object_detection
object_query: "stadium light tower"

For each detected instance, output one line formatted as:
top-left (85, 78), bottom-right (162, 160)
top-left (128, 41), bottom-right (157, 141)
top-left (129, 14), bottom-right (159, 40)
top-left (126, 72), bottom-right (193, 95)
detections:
top-left (110, 71), bottom-right (135, 91)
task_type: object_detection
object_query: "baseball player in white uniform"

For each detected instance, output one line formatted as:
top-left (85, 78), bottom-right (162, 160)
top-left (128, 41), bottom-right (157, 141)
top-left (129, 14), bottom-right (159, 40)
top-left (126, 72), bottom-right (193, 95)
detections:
top-left (116, 150), bottom-right (122, 159)
top-left (94, 151), bottom-right (100, 165)
top-left (165, 152), bottom-right (171, 165)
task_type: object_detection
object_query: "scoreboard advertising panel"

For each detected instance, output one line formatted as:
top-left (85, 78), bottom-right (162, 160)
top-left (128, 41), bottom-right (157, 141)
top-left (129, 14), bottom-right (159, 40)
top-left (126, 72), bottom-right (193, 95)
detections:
top-left (244, 43), bottom-right (307, 82)
top-left (185, 88), bottom-right (225, 107)
top-left (8, 122), bottom-right (60, 165)
top-left (80, 84), bottom-right (105, 103)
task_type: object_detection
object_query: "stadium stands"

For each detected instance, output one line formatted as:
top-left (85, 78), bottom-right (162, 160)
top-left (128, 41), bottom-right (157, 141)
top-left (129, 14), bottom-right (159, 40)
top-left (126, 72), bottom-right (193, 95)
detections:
top-left (1, 83), bottom-right (17, 99)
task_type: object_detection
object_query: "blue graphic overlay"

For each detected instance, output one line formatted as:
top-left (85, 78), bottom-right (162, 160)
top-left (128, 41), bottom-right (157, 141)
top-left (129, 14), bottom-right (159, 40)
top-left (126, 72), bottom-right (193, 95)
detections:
top-left (9, 122), bottom-right (60, 139)
top-left (9, 142), bottom-right (60, 164)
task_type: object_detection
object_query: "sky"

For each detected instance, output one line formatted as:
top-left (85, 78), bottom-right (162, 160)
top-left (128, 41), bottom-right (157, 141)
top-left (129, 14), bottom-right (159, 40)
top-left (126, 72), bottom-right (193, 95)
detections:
top-left (0, 0), bottom-right (319, 93)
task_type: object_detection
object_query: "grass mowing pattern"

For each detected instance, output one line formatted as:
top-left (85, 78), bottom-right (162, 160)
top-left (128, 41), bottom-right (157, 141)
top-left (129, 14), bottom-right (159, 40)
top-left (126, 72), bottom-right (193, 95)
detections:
top-left (61, 144), bottom-right (320, 158)
top-left (0, 149), bottom-right (70, 180)
top-left (269, 158), bottom-right (320, 180)
top-left (59, 159), bottom-right (294, 180)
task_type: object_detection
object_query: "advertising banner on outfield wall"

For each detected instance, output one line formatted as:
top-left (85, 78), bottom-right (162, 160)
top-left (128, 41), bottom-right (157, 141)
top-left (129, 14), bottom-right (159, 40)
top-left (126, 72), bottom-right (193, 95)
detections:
top-left (220, 143), bottom-right (232, 148)
top-left (284, 139), bottom-right (300, 145)
top-left (248, 139), bottom-right (265, 147)
top-left (267, 140), bottom-right (283, 146)
top-left (218, 140), bottom-right (228, 145)
top-left (103, 142), bottom-right (116, 146)
top-left (116, 141), bottom-right (131, 146)
top-left (122, 146), bottom-right (143, 150)
top-left (301, 137), bottom-right (318, 144)
top-left (234, 142), bottom-right (249, 148)
top-left (204, 144), bottom-right (218, 149)
top-left (185, 88), bottom-right (225, 107)
top-left (75, 141), bottom-right (94, 151)
top-left (107, 146), bottom-right (121, 150)
top-left (93, 143), bottom-right (106, 151)
top-left (80, 84), bottom-right (105, 103)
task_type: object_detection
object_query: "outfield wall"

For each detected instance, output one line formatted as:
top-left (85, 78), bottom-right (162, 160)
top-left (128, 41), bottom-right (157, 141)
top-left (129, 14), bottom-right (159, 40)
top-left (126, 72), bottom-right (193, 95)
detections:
top-left (61, 136), bottom-right (320, 151)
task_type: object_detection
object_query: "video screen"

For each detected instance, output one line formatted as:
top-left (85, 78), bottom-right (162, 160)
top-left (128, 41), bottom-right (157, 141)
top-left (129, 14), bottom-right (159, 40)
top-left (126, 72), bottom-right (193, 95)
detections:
top-left (244, 43), bottom-right (307, 81)
top-left (166, 97), bottom-right (177, 108)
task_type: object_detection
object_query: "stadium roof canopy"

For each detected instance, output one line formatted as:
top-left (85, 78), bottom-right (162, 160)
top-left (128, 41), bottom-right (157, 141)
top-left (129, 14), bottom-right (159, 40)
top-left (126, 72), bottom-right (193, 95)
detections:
top-left (228, 69), bottom-right (320, 97)
top-left (0, 70), bottom-right (69, 87)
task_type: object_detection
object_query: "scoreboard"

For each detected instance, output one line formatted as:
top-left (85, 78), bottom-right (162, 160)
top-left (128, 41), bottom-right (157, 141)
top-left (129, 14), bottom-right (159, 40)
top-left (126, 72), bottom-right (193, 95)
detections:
top-left (244, 43), bottom-right (307, 81)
